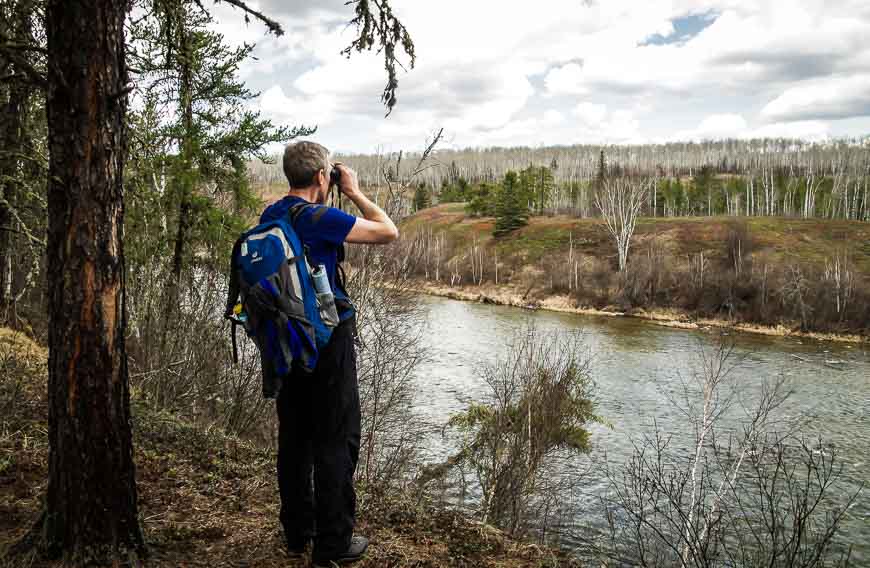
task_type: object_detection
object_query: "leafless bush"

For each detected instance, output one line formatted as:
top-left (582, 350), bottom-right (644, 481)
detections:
top-left (780, 263), bottom-right (813, 331)
top-left (440, 325), bottom-right (599, 539)
top-left (821, 250), bottom-right (855, 324)
top-left (620, 237), bottom-right (670, 307)
top-left (726, 220), bottom-right (753, 277)
top-left (343, 135), bottom-right (440, 490)
top-left (598, 336), bottom-right (858, 567)
top-left (345, 242), bottom-right (428, 490)
top-left (126, 264), bottom-right (272, 441)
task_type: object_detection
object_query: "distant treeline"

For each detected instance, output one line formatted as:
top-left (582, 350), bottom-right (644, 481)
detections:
top-left (249, 139), bottom-right (870, 221)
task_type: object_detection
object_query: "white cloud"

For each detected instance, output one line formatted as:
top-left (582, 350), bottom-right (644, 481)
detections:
top-left (259, 85), bottom-right (338, 126)
top-left (761, 75), bottom-right (870, 121)
top-left (545, 63), bottom-right (588, 96)
top-left (211, 0), bottom-right (870, 151)
top-left (670, 113), bottom-right (830, 142)
top-left (572, 102), bottom-right (608, 126)
top-left (673, 113), bottom-right (748, 140)
top-left (749, 120), bottom-right (830, 141)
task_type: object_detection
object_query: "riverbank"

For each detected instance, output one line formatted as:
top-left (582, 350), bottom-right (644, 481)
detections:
top-left (410, 280), bottom-right (869, 344)
top-left (0, 328), bottom-right (578, 567)
top-left (397, 204), bottom-right (870, 342)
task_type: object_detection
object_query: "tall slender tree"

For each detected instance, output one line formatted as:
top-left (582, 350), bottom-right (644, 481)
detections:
top-left (0, 0), bottom-right (43, 322)
top-left (23, 0), bottom-right (145, 561)
top-left (130, 1), bottom-right (309, 344)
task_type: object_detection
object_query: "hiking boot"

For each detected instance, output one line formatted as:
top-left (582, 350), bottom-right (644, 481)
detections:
top-left (286, 539), bottom-right (310, 560)
top-left (311, 535), bottom-right (369, 566)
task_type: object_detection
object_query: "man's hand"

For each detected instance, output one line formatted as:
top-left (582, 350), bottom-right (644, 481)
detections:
top-left (335, 164), bottom-right (399, 244)
top-left (335, 163), bottom-right (360, 198)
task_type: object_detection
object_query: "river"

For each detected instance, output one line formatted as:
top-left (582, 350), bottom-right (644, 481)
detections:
top-left (411, 294), bottom-right (869, 562)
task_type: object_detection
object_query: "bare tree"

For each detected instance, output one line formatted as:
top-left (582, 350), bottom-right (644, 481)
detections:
top-left (595, 177), bottom-right (650, 272)
top-left (343, 131), bottom-right (443, 489)
top-left (599, 336), bottom-right (858, 567)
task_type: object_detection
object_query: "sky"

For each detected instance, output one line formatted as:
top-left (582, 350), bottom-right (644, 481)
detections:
top-left (209, 0), bottom-right (870, 154)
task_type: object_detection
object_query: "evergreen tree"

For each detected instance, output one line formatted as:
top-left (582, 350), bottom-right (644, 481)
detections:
top-left (596, 148), bottom-right (607, 190)
top-left (466, 182), bottom-right (498, 217)
top-left (519, 165), bottom-right (554, 215)
top-left (412, 182), bottom-right (431, 212)
top-left (673, 178), bottom-right (686, 215)
top-left (694, 165), bottom-right (715, 215)
top-left (494, 171), bottom-right (528, 236)
top-left (439, 176), bottom-right (471, 203)
top-left (130, 2), bottom-right (309, 280)
top-left (32, 0), bottom-right (145, 561)
top-left (0, 0), bottom-right (44, 321)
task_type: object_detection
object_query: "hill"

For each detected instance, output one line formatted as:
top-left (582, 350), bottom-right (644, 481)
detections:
top-left (0, 329), bottom-right (578, 567)
top-left (404, 204), bottom-right (870, 272)
top-left (398, 205), bottom-right (870, 339)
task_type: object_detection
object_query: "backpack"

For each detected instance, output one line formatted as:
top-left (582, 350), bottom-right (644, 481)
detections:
top-left (225, 202), bottom-right (340, 380)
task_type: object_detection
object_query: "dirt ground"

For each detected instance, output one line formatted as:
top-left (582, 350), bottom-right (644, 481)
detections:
top-left (0, 329), bottom-right (577, 568)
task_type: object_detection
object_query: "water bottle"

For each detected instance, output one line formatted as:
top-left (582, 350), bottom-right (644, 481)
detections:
top-left (311, 264), bottom-right (332, 295)
top-left (311, 264), bottom-right (339, 327)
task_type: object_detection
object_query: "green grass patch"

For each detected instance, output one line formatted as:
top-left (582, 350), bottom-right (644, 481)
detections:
top-left (403, 206), bottom-right (870, 277)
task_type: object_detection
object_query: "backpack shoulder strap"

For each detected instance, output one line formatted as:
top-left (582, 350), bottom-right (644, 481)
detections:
top-left (288, 201), bottom-right (331, 225)
top-left (225, 234), bottom-right (245, 316)
top-left (288, 201), bottom-right (311, 224)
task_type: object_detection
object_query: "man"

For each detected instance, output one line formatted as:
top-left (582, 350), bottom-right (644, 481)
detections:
top-left (259, 141), bottom-right (398, 565)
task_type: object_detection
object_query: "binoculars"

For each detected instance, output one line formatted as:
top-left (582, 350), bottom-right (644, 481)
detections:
top-left (329, 165), bottom-right (342, 187)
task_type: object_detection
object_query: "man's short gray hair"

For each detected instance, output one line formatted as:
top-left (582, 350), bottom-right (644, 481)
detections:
top-left (283, 141), bottom-right (330, 188)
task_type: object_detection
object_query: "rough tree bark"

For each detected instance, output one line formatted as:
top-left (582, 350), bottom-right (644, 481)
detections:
top-left (19, 0), bottom-right (146, 562)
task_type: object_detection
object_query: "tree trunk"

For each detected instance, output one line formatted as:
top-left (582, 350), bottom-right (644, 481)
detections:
top-left (0, 3), bottom-right (31, 319)
top-left (166, 18), bottom-right (195, 326)
top-left (31, 0), bottom-right (145, 561)
top-left (0, 84), bottom-right (24, 314)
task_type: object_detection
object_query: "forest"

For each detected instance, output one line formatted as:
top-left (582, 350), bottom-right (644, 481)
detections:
top-left (0, 0), bottom-right (867, 566)
top-left (251, 139), bottom-right (870, 221)
top-left (251, 142), bottom-right (870, 337)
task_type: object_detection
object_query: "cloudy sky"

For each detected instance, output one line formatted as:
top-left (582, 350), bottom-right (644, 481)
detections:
top-left (210, 0), bottom-right (870, 154)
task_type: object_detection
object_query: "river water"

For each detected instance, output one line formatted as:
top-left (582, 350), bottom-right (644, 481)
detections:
top-left (411, 295), bottom-right (869, 561)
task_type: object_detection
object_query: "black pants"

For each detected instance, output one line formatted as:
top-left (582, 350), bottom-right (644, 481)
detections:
top-left (276, 318), bottom-right (360, 559)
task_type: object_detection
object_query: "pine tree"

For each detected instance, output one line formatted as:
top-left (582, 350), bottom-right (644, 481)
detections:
top-left (466, 182), bottom-right (498, 217)
top-left (596, 148), bottom-right (607, 190)
top-left (131, 3), bottom-right (310, 279)
top-left (0, 0), bottom-right (43, 320)
top-left (520, 165), bottom-right (554, 215)
top-left (494, 171), bottom-right (528, 236)
top-left (26, 0), bottom-right (146, 561)
top-left (439, 176), bottom-right (471, 203)
top-left (413, 183), bottom-right (431, 211)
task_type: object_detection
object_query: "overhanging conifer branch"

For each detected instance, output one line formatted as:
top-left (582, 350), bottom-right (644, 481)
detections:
top-left (209, 0), bottom-right (284, 36)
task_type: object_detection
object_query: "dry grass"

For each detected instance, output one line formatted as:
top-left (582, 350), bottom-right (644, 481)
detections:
top-left (0, 329), bottom-right (578, 567)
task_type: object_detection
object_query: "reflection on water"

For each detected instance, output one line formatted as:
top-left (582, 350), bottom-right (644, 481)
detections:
top-left (412, 295), bottom-right (870, 560)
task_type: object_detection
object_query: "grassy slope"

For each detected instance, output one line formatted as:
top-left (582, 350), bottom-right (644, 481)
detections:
top-left (403, 203), bottom-right (870, 280)
top-left (0, 329), bottom-right (575, 568)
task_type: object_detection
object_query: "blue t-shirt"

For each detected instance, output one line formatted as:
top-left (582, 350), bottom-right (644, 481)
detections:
top-left (260, 196), bottom-right (356, 306)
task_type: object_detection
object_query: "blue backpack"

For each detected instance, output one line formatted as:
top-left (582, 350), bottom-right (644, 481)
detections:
top-left (225, 203), bottom-right (340, 380)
